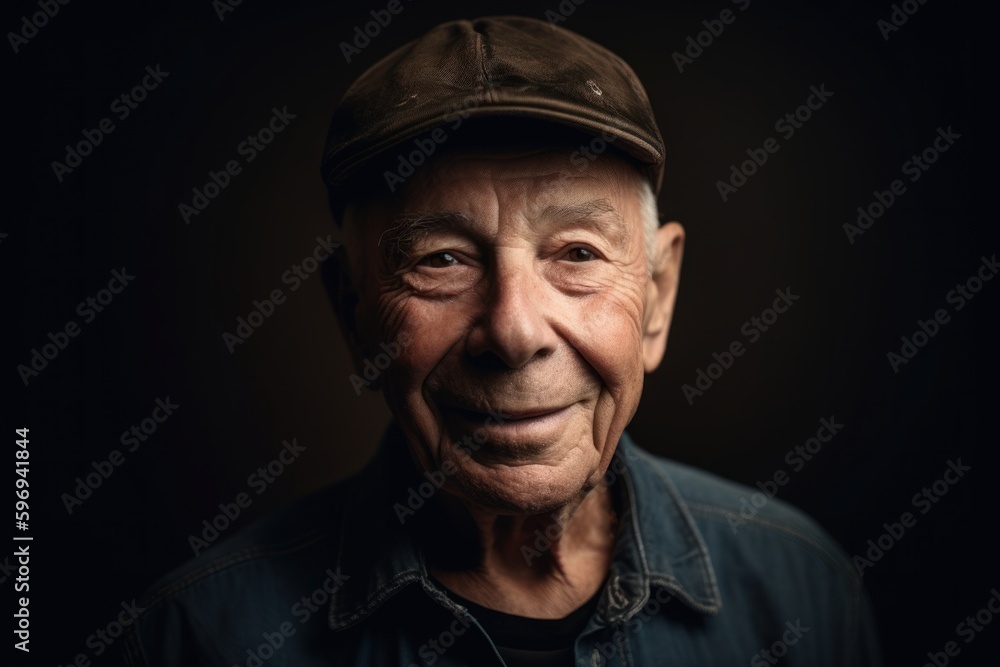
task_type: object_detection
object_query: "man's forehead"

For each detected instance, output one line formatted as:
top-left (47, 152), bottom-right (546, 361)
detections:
top-left (341, 148), bottom-right (647, 256)
top-left (357, 149), bottom-right (644, 266)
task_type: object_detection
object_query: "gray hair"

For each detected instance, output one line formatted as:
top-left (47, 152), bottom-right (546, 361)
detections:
top-left (637, 178), bottom-right (661, 277)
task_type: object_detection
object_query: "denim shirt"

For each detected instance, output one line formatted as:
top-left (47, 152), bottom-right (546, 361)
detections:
top-left (123, 426), bottom-right (881, 666)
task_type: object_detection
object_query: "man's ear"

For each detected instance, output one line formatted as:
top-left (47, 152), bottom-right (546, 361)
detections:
top-left (642, 221), bottom-right (685, 373)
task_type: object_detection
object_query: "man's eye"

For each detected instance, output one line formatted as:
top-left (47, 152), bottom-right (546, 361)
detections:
top-left (565, 247), bottom-right (598, 262)
top-left (419, 251), bottom-right (460, 268)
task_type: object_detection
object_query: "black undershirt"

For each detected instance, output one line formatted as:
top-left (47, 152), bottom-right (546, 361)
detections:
top-left (435, 582), bottom-right (603, 667)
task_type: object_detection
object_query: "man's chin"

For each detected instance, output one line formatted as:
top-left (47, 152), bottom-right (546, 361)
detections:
top-left (396, 407), bottom-right (607, 514)
top-left (445, 458), bottom-right (594, 517)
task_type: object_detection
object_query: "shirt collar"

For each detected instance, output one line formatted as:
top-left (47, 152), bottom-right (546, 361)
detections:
top-left (328, 424), bottom-right (722, 631)
top-left (607, 430), bottom-right (723, 621)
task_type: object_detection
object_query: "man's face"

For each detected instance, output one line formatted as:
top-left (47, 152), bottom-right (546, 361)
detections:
top-left (341, 149), bottom-right (679, 515)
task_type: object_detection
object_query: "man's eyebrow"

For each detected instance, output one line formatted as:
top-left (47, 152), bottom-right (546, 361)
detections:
top-left (377, 211), bottom-right (472, 267)
top-left (376, 199), bottom-right (630, 266)
top-left (538, 199), bottom-right (630, 249)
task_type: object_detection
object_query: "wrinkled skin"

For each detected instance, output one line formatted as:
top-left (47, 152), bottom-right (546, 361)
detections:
top-left (331, 149), bottom-right (684, 617)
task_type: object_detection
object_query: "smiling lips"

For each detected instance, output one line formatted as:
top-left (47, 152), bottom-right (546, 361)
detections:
top-left (446, 404), bottom-right (569, 422)
top-left (440, 402), bottom-right (578, 453)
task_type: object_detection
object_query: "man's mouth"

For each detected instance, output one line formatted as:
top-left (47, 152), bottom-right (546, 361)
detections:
top-left (446, 404), bottom-right (568, 423)
top-left (438, 402), bottom-right (579, 457)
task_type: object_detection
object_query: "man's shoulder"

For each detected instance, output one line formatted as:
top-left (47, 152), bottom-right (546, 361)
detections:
top-left (148, 476), bottom-right (353, 592)
top-left (623, 439), bottom-right (879, 665)
top-left (625, 442), bottom-right (860, 583)
top-left (123, 475), bottom-right (359, 666)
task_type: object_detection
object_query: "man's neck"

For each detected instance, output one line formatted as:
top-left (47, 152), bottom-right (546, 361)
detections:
top-left (420, 481), bottom-right (618, 619)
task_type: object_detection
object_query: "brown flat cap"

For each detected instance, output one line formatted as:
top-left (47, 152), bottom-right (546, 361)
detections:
top-left (320, 16), bottom-right (665, 196)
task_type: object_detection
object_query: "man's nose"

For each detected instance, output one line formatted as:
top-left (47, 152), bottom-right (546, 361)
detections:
top-left (466, 256), bottom-right (558, 369)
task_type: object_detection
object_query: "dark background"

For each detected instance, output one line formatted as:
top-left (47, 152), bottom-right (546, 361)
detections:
top-left (4, 0), bottom-right (993, 665)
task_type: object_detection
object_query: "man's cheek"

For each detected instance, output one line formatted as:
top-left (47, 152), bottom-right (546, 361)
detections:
top-left (370, 294), bottom-right (438, 361)
top-left (379, 316), bottom-right (460, 409)
top-left (572, 310), bottom-right (644, 381)
top-left (390, 325), bottom-right (443, 377)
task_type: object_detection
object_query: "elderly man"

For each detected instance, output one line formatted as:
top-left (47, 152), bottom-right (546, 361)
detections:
top-left (124, 16), bottom-right (880, 667)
